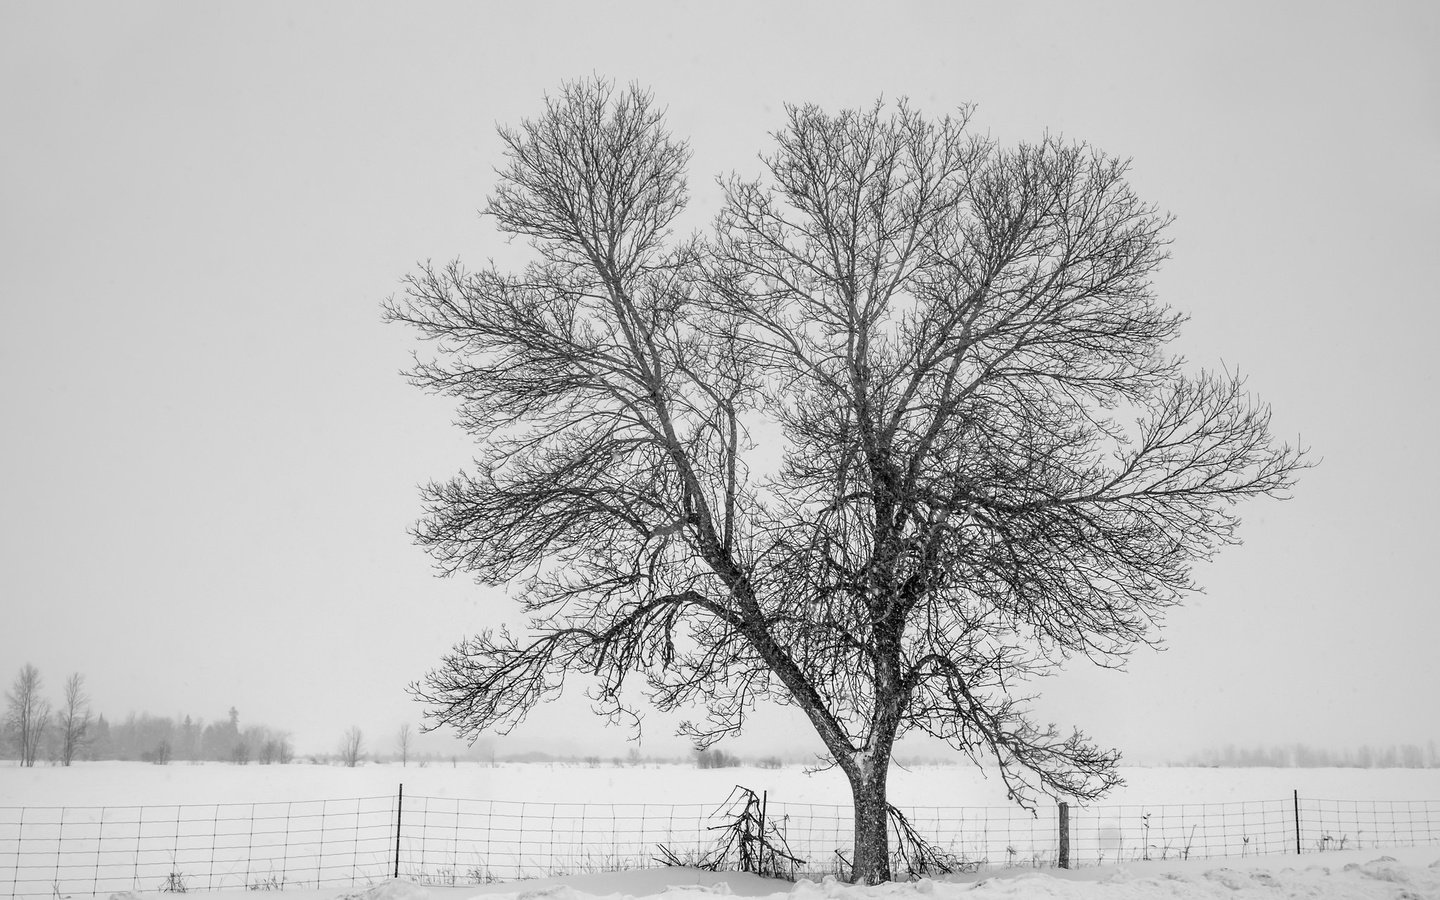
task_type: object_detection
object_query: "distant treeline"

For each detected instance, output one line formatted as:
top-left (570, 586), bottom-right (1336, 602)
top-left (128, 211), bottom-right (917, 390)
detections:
top-left (93, 708), bottom-right (293, 764)
top-left (0, 704), bottom-right (294, 765)
top-left (1, 664), bottom-right (296, 766)
top-left (1185, 742), bottom-right (1440, 768)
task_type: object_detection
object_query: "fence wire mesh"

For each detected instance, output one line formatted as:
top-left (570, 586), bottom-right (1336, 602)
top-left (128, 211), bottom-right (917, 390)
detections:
top-left (0, 796), bottom-right (397, 896)
top-left (1068, 799), bottom-right (1294, 864)
top-left (397, 797), bottom-right (715, 883)
top-left (766, 802), bottom-right (1061, 875)
top-left (1, 790), bottom-right (1437, 897)
top-left (1301, 798), bottom-right (1440, 852)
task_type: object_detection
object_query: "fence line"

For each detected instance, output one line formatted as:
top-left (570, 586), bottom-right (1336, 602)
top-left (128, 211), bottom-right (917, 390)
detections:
top-left (1066, 798), bottom-right (1294, 865)
top-left (1, 788), bottom-right (1437, 896)
top-left (1302, 797), bottom-right (1440, 853)
top-left (0, 795), bottom-right (398, 897)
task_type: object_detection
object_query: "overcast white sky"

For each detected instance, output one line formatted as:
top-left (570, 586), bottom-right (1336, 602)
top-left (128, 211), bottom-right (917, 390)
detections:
top-left (2, 1), bottom-right (1437, 764)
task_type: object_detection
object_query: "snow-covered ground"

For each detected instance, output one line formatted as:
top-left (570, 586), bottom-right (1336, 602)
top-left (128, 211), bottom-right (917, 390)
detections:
top-left (4, 763), bottom-right (1439, 898)
top-left (103, 851), bottom-right (1440, 900)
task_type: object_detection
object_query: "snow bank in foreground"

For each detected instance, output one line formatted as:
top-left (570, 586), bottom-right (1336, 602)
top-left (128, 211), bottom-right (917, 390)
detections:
top-left (531, 857), bottom-right (1440, 898)
top-left (103, 851), bottom-right (1440, 900)
top-left (948, 856), bottom-right (1440, 897)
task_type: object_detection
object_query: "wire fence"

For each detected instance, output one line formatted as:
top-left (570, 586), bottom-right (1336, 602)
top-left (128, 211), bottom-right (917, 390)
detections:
top-left (1, 787), bottom-right (1437, 896)
top-left (1068, 798), bottom-right (1294, 865)
top-left (0, 795), bottom-right (397, 897)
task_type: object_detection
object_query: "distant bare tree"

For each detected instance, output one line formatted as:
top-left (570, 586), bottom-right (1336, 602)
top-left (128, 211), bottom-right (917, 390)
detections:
top-left (257, 733), bottom-right (294, 765)
top-left (396, 723), bottom-right (413, 767)
top-left (6, 664), bottom-right (50, 767)
top-left (339, 727), bottom-right (364, 767)
top-left (59, 672), bottom-right (91, 766)
top-left (389, 79), bottom-right (1307, 882)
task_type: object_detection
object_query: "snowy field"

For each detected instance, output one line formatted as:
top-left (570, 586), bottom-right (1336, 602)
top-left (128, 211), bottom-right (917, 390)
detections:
top-left (3, 762), bottom-right (1439, 898)
top-left (7, 759), bottom-right (1440, 807)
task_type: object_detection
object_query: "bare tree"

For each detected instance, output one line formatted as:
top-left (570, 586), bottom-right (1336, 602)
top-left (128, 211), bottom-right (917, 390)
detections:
top-left (59, 672), bottom-right (91, 766)
top-left (339, 727), bottom-right (364, 767)
top-left (258, 733), bottom-right (293, 765)
top-left (396, 722), bottom-right (413, 767)
top-left (386, 79), bottom-right (1307, 883)
top-left (6, 664), bottom-right (51, 767)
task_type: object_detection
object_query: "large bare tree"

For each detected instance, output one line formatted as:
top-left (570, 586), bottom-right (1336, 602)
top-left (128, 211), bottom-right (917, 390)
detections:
top-left (386, 79), bottom-right (1305, 883)
top-left (6, 664), bottom-right (51, 767)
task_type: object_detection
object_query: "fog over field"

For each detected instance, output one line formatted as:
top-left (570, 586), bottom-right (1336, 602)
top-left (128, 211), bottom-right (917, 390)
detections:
top-left (7, 761), bottom-right (1440, 810)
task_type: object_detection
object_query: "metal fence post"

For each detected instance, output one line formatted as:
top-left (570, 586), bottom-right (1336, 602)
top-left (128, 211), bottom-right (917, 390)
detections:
top-left (14, 807), bottom-right (24, 896)
top-left (56, 805), bottom-right (66, 891)
top-left (96, 806), bottom-right (107, 896)
top-left (136, 805), bottom-right (145, 890)
top-left (317, 799), bottom-right (327, 887)
top-left (758, 791), bottom-right (768, 876)
top-left (1294, 790), bottom-right (1301, 855)
top-left (394, 784), bottom-right (404, 879)
top-left (1058, 802), bottom-right (1070, 869)
top-left (245, 803), bottom-right (254, 888)
top-left (208, 805), bottom-right (217, 892)
top-left (282, 801), bottom-right (292, 886)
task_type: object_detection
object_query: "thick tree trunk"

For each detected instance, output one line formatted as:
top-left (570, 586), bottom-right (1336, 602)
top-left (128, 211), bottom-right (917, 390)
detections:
top-left (848, 761), bottom-right (892, 884)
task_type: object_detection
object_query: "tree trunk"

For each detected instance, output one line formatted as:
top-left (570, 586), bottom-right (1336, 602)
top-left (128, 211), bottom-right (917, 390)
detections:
top-left (848, 761), bottom-right (892, 884)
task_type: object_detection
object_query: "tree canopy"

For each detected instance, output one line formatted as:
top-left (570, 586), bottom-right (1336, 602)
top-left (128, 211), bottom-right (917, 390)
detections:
top-left (385, 79), bottom-right (1305, 883)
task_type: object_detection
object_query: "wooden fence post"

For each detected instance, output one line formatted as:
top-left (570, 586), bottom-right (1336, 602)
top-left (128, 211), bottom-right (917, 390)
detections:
top-left (1058, 802), bottom-right (1070, 869)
